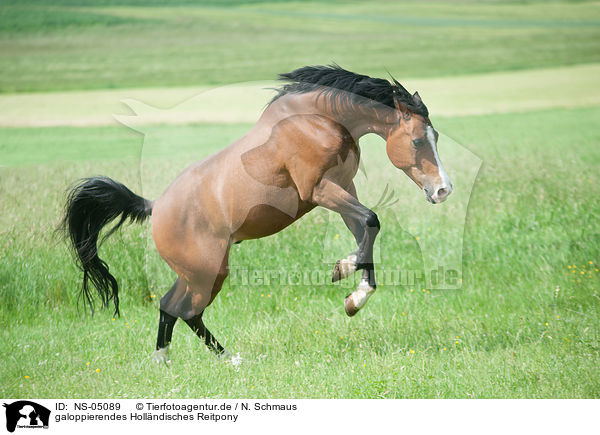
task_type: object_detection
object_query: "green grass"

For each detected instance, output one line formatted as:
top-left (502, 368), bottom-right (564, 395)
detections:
top-left (1, 0), bottom-right (599, 92)
top-left (1, 106), bottom-right (598, 398)
top-left (1, 0), bottom-right (599, 399)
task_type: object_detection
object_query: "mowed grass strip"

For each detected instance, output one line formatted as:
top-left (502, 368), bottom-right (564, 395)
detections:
top-left (1, 106), bottom-right (598, 398)
top-left (2, 63), bottom-right (600, 127)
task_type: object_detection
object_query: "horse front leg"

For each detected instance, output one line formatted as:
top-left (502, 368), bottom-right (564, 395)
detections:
top-left (344, 213), bottom-right (379, 316)
top-left (332, 182), bottom-right (364, 283)
top-left (313, 178), bottom-right (380, 316)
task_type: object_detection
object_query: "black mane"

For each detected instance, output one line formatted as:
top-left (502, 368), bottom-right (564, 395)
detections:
top-left (271, 64), bottom-right (428, 117)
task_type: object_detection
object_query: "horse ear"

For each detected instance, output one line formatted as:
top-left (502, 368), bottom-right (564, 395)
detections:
top-left (393, 96), bottom-right (408, 113)
top-left (412, 91), bottom-right (422, 104)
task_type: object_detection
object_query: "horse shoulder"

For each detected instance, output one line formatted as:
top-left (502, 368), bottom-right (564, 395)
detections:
top-left (276, 115), bottom-right (358, 200)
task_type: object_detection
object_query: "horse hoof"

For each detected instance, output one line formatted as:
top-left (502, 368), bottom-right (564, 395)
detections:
top-left (332, 254), bottom-right (357, 282)
top-left (344, 279), bottom-right (375, 317)
top-left (344, 295), bottom-right (359, 317)
top-left (152, 347), bottom-right (171, 366)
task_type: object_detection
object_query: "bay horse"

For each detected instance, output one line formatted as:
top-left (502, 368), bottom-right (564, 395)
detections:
top-left (61, 65), bottom-right (452, 364)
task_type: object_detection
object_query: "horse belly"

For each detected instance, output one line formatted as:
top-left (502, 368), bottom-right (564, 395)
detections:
top-left (232, 202), bottom-right (315, 241)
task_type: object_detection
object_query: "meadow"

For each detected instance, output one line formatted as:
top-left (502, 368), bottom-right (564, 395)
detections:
top-left (1, 0), bottom-right (599, 398)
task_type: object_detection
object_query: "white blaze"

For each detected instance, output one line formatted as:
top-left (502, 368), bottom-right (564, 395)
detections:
top-left (426, 125), bottom-right (451, 188)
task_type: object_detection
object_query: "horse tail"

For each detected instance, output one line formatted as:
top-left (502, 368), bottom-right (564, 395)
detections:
top-left (59, 176), bottom-right (153, 316)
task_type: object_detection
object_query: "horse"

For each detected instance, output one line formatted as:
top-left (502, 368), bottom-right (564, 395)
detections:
top-left (61, 65), bottom-right (452, 364)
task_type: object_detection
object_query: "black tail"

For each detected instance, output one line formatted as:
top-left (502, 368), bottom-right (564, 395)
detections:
top-left (59, 176), bottom-right (152, 315)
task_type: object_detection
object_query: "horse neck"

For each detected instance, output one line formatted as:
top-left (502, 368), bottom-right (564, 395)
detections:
top-left (265, 92), bottom-right (398, 142)
top-left (335, 105), bottom-right (397, 142)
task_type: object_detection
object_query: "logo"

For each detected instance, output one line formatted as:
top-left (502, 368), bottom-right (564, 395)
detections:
top-left (3, 401), bottom-right (50, 433)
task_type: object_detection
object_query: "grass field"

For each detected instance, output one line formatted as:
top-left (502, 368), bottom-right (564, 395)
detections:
top-left (1, 0), bottom-right (599, 399)
top-left (2, 0), bottom-right (600, 92)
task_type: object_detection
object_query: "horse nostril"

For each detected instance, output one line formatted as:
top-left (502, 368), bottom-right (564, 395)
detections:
top-left (437, 187), bottom-right (447, 198)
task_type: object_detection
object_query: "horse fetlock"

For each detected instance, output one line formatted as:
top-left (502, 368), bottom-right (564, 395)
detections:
top-left (344, 279), bottom-right (376, 317)
top-left (152, 346), bottom-right (171, 366)
top-left (332, 254), bottom-right (357, 282)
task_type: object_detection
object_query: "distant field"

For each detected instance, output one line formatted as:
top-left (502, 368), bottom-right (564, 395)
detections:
top-left (1, 0), bottom-right (599, 399)
top-left (1, 1), bottom-right (600, 92)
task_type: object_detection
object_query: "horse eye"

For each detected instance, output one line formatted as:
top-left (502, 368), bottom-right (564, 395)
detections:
top-left (412, 138), bottom-right (425, 148)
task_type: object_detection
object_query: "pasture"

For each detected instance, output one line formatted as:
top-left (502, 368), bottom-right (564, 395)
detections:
top-left (1, 0), bottom-right (599, 399)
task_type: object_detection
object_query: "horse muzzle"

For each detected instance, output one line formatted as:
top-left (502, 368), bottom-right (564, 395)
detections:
top-left (424, 183), bottom-right (453, 204)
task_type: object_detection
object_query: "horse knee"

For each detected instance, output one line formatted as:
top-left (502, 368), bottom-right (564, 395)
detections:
top-left (365, 210), bottom-right (380, 232)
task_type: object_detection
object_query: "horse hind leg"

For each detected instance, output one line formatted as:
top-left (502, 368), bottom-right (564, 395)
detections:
top-left (184, 251), bottom-right (232, 356)
top-left (156, 240), bottom-right (241, 365)
top-left (152, 279), bottom-right (182, 365)
top-left (151, 266), bottom-right (225, 366)
top-left (152, 311), bottom-right (177, 365)
top-left (184, 311), bottom-right (230, 358)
